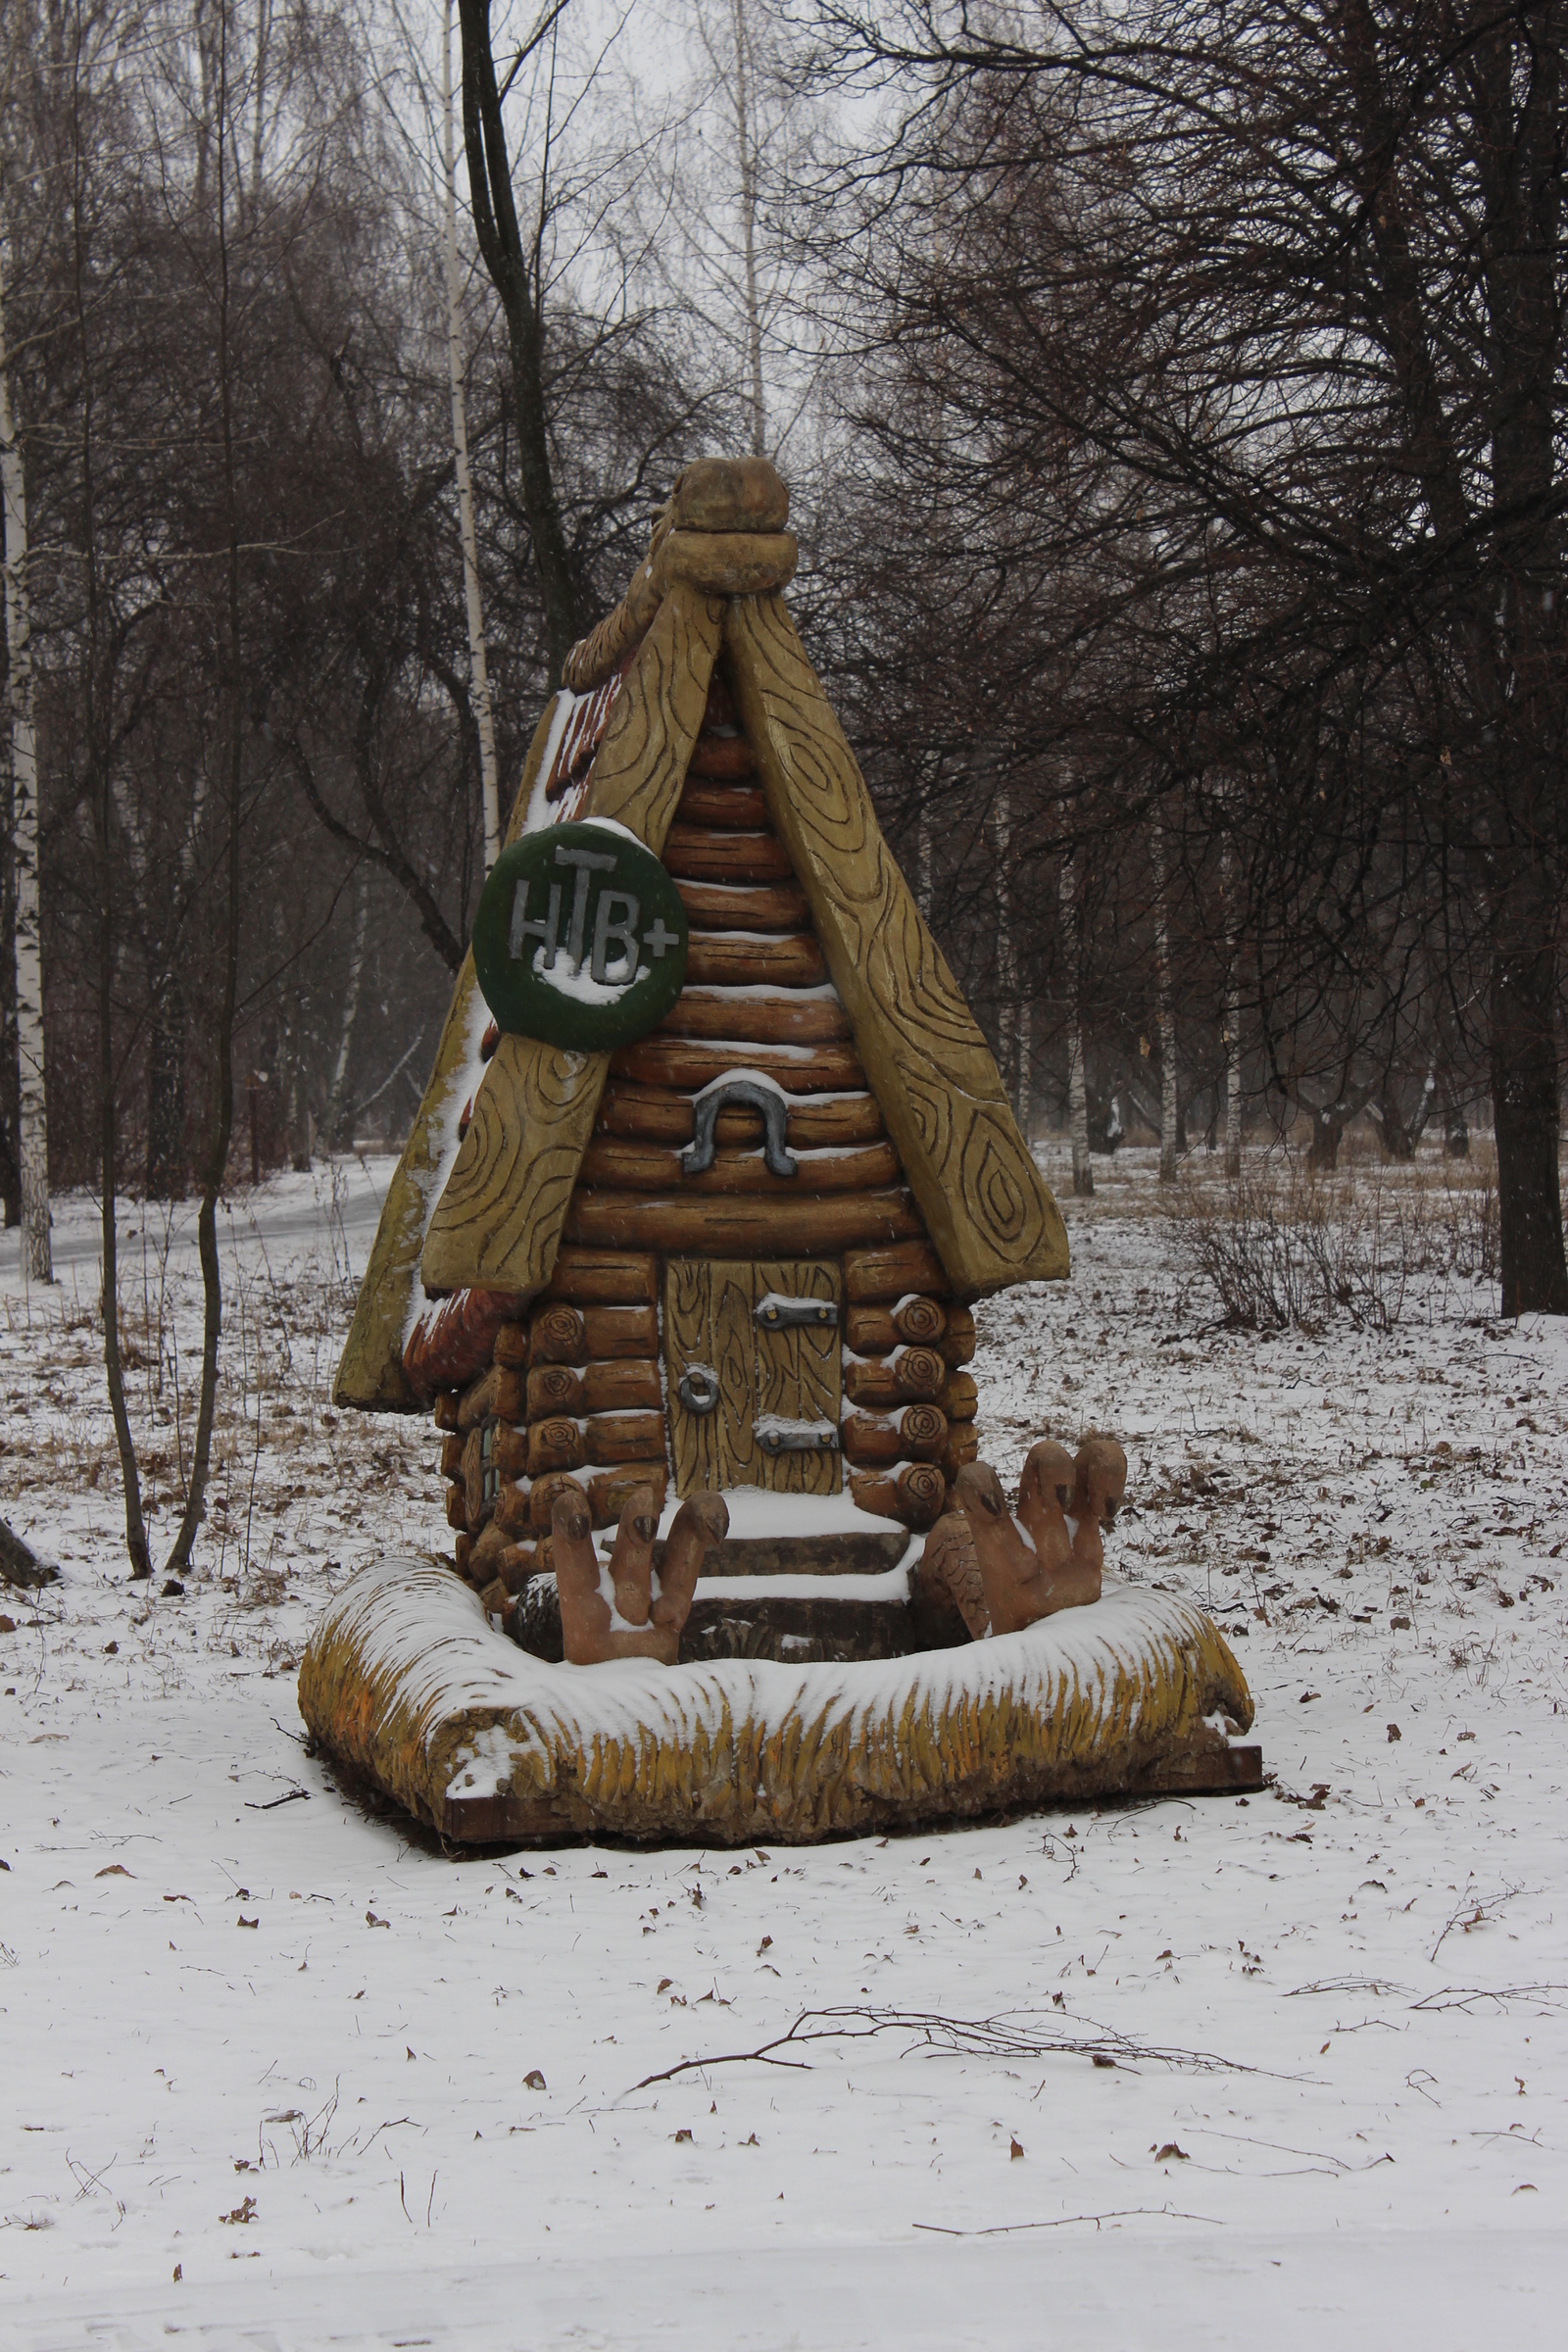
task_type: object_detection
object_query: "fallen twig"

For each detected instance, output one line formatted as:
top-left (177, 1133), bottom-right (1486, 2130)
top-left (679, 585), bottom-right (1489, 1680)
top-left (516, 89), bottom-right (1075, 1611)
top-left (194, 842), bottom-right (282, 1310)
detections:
top-left (1430, 1882), bottom-right (1523, 1965)
top-left (914, 2205), bottom-right (1222, 2235)
top-left (627, 2005), bottom-right (1263, 2095)
top-left (1410, 1983), bottom-right (1568, 2014)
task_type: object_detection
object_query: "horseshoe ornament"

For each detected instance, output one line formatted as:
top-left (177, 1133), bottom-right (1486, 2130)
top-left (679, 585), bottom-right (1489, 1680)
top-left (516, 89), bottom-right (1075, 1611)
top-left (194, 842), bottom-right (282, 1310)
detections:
top-left (680, 1079), bottom-right (798, 1180)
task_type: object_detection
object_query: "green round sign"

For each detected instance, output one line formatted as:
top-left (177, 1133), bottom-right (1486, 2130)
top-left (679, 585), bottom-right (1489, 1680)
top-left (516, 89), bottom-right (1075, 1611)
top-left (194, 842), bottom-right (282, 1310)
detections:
top-left (472, 819), bottom-right (688, 1052)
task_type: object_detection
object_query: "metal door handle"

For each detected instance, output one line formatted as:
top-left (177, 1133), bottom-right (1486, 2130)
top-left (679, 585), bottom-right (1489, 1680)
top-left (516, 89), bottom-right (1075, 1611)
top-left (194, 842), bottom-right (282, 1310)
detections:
top-left (676, 1364), bottom-right (720, 1415)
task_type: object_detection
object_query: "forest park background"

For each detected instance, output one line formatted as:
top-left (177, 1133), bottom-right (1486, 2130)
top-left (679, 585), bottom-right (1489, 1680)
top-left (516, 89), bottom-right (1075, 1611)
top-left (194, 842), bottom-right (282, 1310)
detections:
top-left (3, 0), bottom-right (1567, 1323)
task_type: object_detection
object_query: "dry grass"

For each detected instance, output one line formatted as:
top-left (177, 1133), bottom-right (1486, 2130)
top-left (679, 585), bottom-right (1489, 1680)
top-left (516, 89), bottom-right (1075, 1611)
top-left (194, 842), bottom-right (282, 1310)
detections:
top-left (0, 1204), bottom-right (431, 1629)
top-left (1029, 1136), bottom-right (1507, 1333)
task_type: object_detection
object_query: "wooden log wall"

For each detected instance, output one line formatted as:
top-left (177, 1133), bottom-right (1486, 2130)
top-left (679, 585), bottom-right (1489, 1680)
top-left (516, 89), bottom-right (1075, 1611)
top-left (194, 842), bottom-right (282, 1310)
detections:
top-left (562, 668), bottom-right (935, 1268)
top-left (836, 1246), bottom-right (983, 1531)
top-left (424, 671), bottom-right (994, 1562)
top-left (431, 1244), bottom-right (670, 1602)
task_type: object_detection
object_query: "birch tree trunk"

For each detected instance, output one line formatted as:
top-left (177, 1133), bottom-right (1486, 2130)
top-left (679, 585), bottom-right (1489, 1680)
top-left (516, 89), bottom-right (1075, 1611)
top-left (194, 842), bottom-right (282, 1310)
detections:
top-left (994, 787), bottom-right (1017, 1110)
top-left (249, 0), bottom-right (270, 217)
top-left (1221, 832), bottom-right (1242, 1178)
top-left (443, 0), bottom-right (500, 870)
top-left (322, 861), bottom-right (368, 1148)
top-left (1150, 815), bottom-right (1178, 1183)
top-left (1058, 845), bottom-right (1093, 1198)
top-left (732, 0), bottom-right (766, 456)
top-left (0, 243), bottom-right (51, 1281)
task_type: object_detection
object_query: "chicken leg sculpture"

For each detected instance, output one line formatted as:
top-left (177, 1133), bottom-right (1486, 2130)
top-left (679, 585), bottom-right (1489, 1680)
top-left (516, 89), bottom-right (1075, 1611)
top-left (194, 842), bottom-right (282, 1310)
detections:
top-left (555, 1487), bottom-right (729, 1665)
top-left (914, 1435), bottom-right (1129, 1642)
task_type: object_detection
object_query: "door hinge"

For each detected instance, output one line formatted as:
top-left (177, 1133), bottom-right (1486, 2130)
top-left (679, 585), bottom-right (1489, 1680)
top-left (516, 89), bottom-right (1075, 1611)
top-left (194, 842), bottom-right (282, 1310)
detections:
top-left (755, 1416), bottom-right (840, 1455)
top-left (755, 1292), bottom-right (838, 1331)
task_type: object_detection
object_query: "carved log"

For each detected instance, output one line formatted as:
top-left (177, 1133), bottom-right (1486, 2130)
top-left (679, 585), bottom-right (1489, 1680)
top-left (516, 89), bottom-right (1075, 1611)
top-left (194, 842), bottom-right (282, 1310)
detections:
top-left (402, 1288), bottom-right (524, 1401)
top-left (586, 1462), bottom-right (668, 1526)
top-left (528, 1417), bottom-right (588, 1477)
top-left (499, 1542), bottom-right (536, 1594)
top-left (670, 456), bottom-right (789, 535)
top-left (440, 1434), bottom-right (465, 1480)
top-left (610, 1037), bottom-right (866, 1094)
top-left (942, 1369), bottom-right (979, 1422)
top-left (662, 528), bottom-right (798, 596)
top-left (939, 1305), bottom-right (977, 1367)
top-left (546, 1248), bottom-right (660, 1305)
top-left (675, 779), bottom-right (766, 826)
top-left (458, 1363), bottom-right (525, 1431)
top-left (527, 1362), bottom-right (582, 1419)
top-left (685, 933), bottom-right (827, 989)
top-left (583, 1302), bottom-right (660, 1359)
top-left (467, 1521), bottom-right (510, 1584)
top-left (453, 1532), bottom-right (471, 1577)
top-left (683, 740), bottom-right (758, 785)
top-left (727, 594), bottom-right (1069, 1298)
top-left (577, 1136), bottom-right (900, 1197)
top-left (596, 1082), bottom-right (883, 1150)
top-left (586, 1409), bottom-right (668, 1465)
top-left (657, 990), bottom-right (852, 1047)
top-left (892, 1459), bottom-right (948, 1531)
top-left (528, 1470), bottom-right (587, 1533)
top-left (564, 1189), bottom-right (923, 1255)
top-left (844, 1240), bottom-right (950, 1303)
top-left (493, 1424), bottom-right (528, 1478)
top-left (841, 1403), bottom-right (948, 1466)
top-left (432, 1392), bottom-right (461, 1433)
top-left (445, 1484), bottom-right (466, 1531)
top-left (845, 1297), bottom-right (948, 1353)
top-left (662, 827), bottom-right (794, 884)
top-left (494, 1480), bottom-right (532, 1538)
top-left (674, 878), bottom-right (810, 932)
top-left (528, 1300), bottom-right (659, 1365)
top-left (848, 1461), bottom-right (947, 1530)
top-left (843, 1346), bottom-right (947, 1408)
top-left (527, 1359), bottom-right (662, 1420)
top-left (463, 1426), bottom-right (493, 1530)
top-left (493, 1322), bottom-right (529, 1368)
top-left (941, 1424), bottom-right (981, 1482)
top-left (528, 1301), bottom-right (586, 1364)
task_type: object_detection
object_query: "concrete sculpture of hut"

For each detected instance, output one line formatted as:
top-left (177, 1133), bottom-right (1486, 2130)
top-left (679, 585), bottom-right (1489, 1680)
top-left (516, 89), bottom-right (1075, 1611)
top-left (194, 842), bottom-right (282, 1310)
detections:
top-left (299, 459), bottom-right (1254, 1845)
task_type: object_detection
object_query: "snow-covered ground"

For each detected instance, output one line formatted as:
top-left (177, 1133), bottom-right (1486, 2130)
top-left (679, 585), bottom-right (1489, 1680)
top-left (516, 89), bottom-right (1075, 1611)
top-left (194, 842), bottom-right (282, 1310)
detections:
top-left (1, 1147), bottom-right (1563, 2349)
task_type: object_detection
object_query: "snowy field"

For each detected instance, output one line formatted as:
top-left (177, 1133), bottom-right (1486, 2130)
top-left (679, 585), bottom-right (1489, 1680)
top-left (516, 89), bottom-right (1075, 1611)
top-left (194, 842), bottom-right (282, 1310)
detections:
top-left (1, 1146), bottom-right (1564, 2349)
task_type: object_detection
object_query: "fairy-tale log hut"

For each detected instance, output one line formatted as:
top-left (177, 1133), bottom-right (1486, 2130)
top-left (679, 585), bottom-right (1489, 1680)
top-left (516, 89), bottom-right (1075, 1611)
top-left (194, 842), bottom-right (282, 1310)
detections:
top-left (332, 458), bottom-right (1069, 1653)
top-left (301, 456), bottom-right (1260, 1840)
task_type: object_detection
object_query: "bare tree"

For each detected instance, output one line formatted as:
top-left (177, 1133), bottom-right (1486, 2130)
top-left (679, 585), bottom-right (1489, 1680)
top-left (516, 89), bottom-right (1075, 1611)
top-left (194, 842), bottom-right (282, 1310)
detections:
top-left (819, 0), bottom-right (1568, 1306)
top-left (1149, 814), bottom-right (1177, 1183)
top-left (455, 0), bottom-right (580, 683)
top-left (0, 211), bottom-right (48, 1278)
top-left (442, 0), bottom-right (500, 868)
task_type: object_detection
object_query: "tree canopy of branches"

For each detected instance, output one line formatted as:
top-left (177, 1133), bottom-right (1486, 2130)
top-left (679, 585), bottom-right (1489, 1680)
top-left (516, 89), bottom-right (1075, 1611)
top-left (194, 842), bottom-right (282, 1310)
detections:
top-left (811, 0), bottom-right (1568, 1310)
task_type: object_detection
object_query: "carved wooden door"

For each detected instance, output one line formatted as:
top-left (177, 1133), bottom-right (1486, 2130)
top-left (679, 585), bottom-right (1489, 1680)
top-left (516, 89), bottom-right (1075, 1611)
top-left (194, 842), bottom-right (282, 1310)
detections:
top-left (663, 1259), bottom-right (842, 1496)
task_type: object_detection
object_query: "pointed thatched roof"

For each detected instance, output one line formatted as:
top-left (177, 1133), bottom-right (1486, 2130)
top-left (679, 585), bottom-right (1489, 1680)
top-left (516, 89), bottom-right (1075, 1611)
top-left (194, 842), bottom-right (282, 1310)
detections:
top-left (335, 460), bottom-right (1065, 1413)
